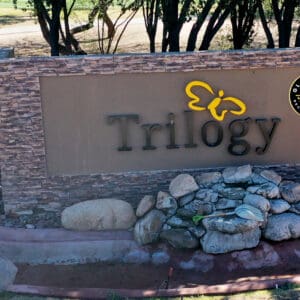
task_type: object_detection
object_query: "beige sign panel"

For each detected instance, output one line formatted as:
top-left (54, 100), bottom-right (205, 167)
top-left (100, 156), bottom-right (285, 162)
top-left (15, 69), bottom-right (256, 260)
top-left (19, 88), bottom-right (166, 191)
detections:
top-left (40, 68), bottom-right (300, 175)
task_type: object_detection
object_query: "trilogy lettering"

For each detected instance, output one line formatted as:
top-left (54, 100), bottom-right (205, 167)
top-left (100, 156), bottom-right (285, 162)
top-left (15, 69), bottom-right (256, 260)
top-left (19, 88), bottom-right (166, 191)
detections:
top-left (107, 80), bottom-right (280, 156)
top-left (107, 112), bottom-right (281, 156)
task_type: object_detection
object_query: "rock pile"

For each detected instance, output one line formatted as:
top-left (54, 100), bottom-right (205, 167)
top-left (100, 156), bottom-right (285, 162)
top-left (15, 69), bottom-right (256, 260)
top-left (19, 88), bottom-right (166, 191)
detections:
top-left (134, 165), bottom-right (300, 254)
top-left (61, 165), bottom-right (300, 254)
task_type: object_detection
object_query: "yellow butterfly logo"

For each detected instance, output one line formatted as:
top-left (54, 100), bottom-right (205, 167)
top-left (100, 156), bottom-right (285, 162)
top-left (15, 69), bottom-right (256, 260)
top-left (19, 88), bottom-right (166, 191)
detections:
top-left (185, 81), bottom-right (247, 121)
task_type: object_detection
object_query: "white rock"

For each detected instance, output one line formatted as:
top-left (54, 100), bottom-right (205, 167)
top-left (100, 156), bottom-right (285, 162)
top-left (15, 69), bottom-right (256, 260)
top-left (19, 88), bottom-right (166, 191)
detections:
top-left (61, 199), bottom-right (136, 231)
top-left (169, 174), bottom-right (199, 198)
top-left (136, 195), bottom-right (156, 217)
top-left (222, 165), bottom-right (252, 184)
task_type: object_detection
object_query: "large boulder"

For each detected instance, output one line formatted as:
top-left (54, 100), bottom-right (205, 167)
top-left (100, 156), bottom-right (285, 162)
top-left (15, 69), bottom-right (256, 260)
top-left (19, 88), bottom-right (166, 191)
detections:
top-left (202, 216), bottom-right (259, 234)
top-left (0, 257), bottom-right (18, 291)
top-left (61, 199), bottom-right (136, 231)
top-left (160, 229), bottom-right (199, 248)
top-left (201, 228), bottom-right (261, 254)
top-left (134, 210), bottom-right (166, 245)
top-left (263, 213), bottom-right (300, 241)
top-left (169, 174), bottom-right (199, 198)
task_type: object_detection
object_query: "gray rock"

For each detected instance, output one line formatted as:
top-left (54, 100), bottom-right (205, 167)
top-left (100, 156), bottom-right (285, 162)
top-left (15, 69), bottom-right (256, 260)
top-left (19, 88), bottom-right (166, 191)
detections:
top-left (169, 174), bottom-right (199, 198)
top-left (247, 183), bottom-right (280, 199)
top-left (289, 204), bottom-right (300, 214)
top-left (263, 213), bottom-right (300, 241)
top-left (201, 228), bottom-right (261, 254)
top-left (231, 242), bottom-right (281, 269)
top-left (251, 173), bottom-right (269, 185)
top-left (280, 181), bottom-right (300, 203)
top-left (244, 193), bottom-right (270, 212)
top-left (195, 189), bottom-right (218, 202)
top-left (219, 187), bottom-right (246, 200)
top-left (0, 257), bottom-right (18, 290)
top-left (134, 210), bottom-right (166, 245)
top-left (167, 216), bottom-right (193, 228)
top-left (179, 252), bottom-right (214, 272)
top-left (176, 208), bottom-right (195, 218)
top-left (270, 199), bottom-right (291, 214)
top-left (61, 199), bottom-right (136, 231)
top-left (216, 198), bottom-right (241, 210)
top-left (260, 170), bottom-right (282, 185)
top-left (202, 216), bottom-right (259, 234)
top-left (162, 224), bottom-right (172, 230)
top-left (151, 251), bottom-right (170, 265)
top-left (188, 225), bottom-right (206, 238)
top-left (156, 191), bottom-right (177, 216)
top-left (183, 200), bottom-right (214, 216)
top-left (179, 193), bottom-right (195, 207)
top-left (160, 229), bottom-right (199, 249)
top-left (222, 165), bottom-right (252, 184)
top-left (123, 249), bottom-right (150, 264)
top-left (196, 172), bottom-right (222, 187)
top-left (136, 195), bottom-right (156, 217)
top-left (0, 48), bottom-right (14, 59)
top-left (211, 183), bottom-right (225, 193)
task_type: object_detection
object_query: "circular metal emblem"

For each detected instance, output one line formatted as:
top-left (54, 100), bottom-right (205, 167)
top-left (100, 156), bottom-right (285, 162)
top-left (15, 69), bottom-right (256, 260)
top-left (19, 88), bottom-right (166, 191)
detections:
top-left (290, 76), bottom-right (300, 115)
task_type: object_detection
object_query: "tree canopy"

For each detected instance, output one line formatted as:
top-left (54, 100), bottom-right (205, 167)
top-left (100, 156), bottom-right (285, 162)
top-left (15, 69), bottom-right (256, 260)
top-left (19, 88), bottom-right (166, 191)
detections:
top-left (13, 0), bottom-right (300, 55)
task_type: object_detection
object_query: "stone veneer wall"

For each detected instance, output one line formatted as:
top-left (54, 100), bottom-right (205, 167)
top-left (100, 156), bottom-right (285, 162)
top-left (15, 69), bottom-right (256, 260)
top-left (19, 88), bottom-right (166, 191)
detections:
top-left (0, 49), bottom-right (300, 228)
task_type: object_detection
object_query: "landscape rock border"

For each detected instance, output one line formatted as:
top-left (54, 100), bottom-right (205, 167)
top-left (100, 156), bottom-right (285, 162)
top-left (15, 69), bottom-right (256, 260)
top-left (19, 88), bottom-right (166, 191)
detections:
top-left (61, 165), bottom-right (300, 254)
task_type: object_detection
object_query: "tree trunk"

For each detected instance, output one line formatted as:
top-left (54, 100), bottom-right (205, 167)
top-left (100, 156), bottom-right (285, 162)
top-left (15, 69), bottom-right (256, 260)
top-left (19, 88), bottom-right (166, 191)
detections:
top-left (186, 0), bottom-right (214, 51)
top-left (149, 30), bottom-right (156, 52)
top-left (50, 0), bottom-right (63, 56)
top-left (295, 25), bottom-right (300, 47)
top-left (258, 0), bottom-right (274, 48)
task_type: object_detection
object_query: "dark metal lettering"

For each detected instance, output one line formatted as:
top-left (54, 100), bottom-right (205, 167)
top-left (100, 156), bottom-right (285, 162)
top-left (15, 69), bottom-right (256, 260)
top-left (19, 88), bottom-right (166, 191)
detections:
top-left (166, 113), bottom-right (179, 149)
top-left (107, 114), bottom-right (140, 151)
top-left (142, 123), bottom-right (162, 150)
top-left (184, 110), bottom-right (197, 148)
top-left (201, 121), bottom-right (223, 147)
top-left (228, 118), bottom-right (251, 156)
top-left (255, 118), bottom-right (281, 154)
